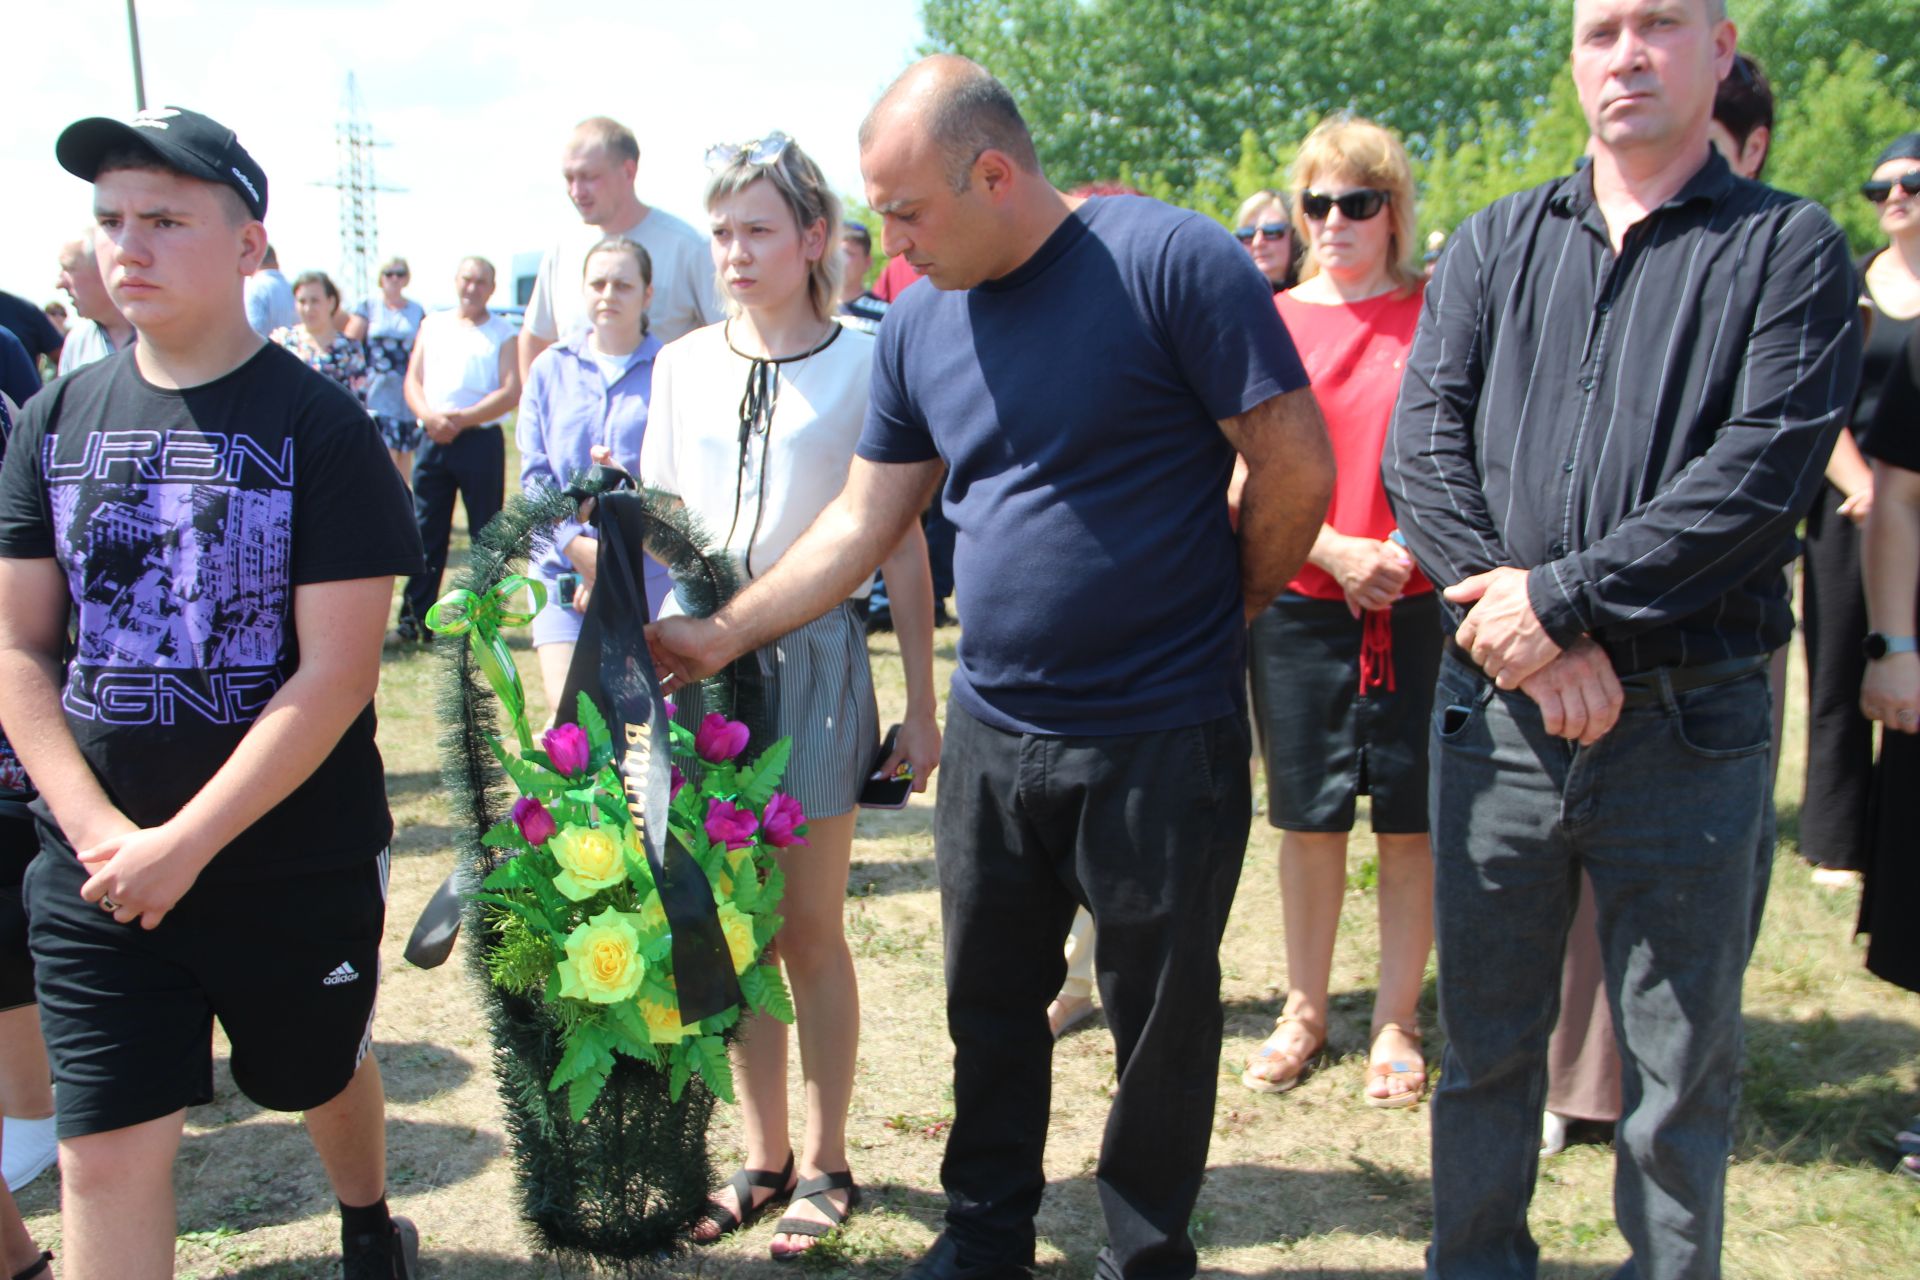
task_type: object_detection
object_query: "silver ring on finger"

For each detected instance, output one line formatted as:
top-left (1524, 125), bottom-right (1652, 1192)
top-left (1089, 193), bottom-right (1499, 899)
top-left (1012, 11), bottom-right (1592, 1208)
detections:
top-left (100, 895), bottom-right (119, 913)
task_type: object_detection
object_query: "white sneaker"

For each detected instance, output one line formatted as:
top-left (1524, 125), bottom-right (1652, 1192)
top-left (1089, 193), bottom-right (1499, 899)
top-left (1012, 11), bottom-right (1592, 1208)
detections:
top-left (2, 1115), bottom-right (56, 1191)
top-left (1540, 1110), bottom-right (1571, 1158)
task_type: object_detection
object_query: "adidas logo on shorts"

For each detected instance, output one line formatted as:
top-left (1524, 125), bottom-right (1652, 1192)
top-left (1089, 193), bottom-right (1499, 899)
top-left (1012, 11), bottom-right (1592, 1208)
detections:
top-left (324, 961), bottom-right (361, 987)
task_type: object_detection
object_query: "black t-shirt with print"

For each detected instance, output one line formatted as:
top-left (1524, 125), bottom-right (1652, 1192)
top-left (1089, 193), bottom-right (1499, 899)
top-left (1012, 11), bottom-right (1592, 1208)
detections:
top-left (0, 343), bottom-right (425, 882)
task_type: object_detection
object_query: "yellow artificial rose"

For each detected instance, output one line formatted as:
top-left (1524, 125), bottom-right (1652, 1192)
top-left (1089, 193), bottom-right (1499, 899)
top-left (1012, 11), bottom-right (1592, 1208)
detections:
top-left (638, 993), bottom-right (689, 1044)
top-left (716, 846), bottom-right (755, 897)
top-left (635, 891), bottom-right (667, 935)
top-left (716, 902), bottom-right (758, 974)
top-left (551, 824), bottom-right (627, 902)
top-left (557, 908), bottom-right (647, 1004)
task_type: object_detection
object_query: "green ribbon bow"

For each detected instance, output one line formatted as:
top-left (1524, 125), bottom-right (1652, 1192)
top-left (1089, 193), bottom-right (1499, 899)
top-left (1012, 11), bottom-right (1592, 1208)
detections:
top-left (425, 576), bottom-right (547, 752)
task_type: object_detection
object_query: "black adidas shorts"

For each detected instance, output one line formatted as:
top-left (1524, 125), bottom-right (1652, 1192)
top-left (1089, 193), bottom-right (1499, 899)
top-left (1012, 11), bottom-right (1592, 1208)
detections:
top-left (25, 845), bottom-right (389, 1139)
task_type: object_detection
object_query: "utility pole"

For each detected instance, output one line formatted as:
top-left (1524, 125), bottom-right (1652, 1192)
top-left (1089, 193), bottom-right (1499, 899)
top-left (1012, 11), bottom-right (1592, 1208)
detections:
top-left (313, 75), bottom-right (403, 305)
top-left (125, 0), bottom-right (147, 109)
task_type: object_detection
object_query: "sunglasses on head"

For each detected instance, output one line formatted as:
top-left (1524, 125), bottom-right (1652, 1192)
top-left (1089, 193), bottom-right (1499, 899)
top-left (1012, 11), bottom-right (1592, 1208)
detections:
top-left (1234, 222), bottom-right (1290, 243)
top-left (1862, 171), bottom-right (1920, 204)
top-left (1301, 189), bottom-right (1389, 222)
top-left (704, 131), bottom-right (793, 173)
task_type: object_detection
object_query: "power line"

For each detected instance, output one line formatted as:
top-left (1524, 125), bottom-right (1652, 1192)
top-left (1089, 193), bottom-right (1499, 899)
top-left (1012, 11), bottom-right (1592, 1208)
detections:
top-left (312, 74), bottom-right (404, 304)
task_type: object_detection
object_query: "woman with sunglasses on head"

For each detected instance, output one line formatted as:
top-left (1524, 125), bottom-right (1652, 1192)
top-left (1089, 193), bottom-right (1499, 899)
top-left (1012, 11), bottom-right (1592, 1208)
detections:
top-left (517, 236), bottom-right (668, 712)
top-left (1233, 188), bottom-right (1301, 292)
top-left (1239, 116), bottom-right (1435, 1110)
top-left (641, 131), bottom-right (940, 1258)
top-left (1799, 132), bottom-right (1920, 892)
top-left (344, 256), bottom-right (427, 481)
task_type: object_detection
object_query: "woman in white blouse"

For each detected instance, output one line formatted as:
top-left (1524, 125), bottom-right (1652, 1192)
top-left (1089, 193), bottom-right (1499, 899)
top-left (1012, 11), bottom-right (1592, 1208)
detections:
top-left (642, 132), bottom-right (939, 1257)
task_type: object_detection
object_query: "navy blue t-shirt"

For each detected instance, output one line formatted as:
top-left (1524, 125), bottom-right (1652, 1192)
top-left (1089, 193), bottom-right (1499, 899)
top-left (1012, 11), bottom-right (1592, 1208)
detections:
top-left (0, 326), bottom-right (39, 408)
top-left (858, 195), bottom-right (1308, 735)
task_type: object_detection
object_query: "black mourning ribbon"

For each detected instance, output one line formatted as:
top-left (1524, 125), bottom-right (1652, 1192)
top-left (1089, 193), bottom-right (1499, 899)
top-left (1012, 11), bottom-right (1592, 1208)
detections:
top-left (557, 481), bottom-right (742, 1023)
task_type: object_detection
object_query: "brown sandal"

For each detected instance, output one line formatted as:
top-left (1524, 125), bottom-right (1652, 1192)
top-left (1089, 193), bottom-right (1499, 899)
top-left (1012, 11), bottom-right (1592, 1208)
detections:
top-left (1363, 1021), bottom-right (1426, 1109)
top-left (1241, 1014), bottom-right (1325, 1094)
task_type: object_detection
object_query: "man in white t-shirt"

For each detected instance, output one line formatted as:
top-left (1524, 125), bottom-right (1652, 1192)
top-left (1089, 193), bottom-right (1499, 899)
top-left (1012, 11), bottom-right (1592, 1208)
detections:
top-left (54, 231), bottom-right (133, 374)
top-left (517, 116), bottom-right (719, 382)
top-left (393, 256), bottom-right (521, 643)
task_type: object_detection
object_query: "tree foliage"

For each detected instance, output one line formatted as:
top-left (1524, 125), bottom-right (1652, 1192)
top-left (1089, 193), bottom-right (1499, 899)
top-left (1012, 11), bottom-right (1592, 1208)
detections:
top-left (919, 0), bottom-right (1916, 251)
top-left (1767, 41), bottom-right (1919, 255)
top-left (919, 0), bottom-right (1571, 205)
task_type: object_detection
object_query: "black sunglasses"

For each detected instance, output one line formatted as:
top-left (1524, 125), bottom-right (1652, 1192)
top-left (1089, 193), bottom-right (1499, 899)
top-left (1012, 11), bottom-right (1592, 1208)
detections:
top-left (1301, 189), bottom-right (1389, 222)
top-left (382, 269), bottom-right (408, 278)
top-left (1862, 171), bottom-right (1920, 204)
top-left (1234, 222), bottom-right (1289, 243)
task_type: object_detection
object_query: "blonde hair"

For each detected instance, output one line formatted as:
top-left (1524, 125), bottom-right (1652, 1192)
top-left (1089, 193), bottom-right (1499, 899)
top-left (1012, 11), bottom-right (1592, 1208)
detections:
top-left (1290, 115), bottom-right (1422, 294)
top-left (705, 135), bottom-right (843, 323)
top-left (1234, 188), bottom-right (1289, 228)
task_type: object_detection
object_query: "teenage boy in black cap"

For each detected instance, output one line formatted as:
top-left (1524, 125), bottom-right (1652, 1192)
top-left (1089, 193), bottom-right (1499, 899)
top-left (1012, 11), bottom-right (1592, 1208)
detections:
top-left (0, 106), bottom-right (425, 1280)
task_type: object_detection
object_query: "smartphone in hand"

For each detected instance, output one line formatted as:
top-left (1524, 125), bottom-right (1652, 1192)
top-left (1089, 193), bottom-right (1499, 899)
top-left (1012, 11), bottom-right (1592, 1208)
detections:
top-left (857, 724), bottom-right (914, 810)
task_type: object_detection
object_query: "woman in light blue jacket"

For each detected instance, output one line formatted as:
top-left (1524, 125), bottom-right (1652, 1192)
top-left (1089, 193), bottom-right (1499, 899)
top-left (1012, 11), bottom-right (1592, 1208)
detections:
top-left (516, 235), bottom-right (670, 709)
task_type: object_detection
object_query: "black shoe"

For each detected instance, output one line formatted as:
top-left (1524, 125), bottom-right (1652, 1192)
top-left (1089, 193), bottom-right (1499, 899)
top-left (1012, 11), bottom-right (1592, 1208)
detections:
top-left (383, 617), bottom-right (421, 650)
top-left (934, 600), bottom-right (953, 627)
top-left (894, 1233), bottom-right (1032, 1280)
top-left (343, 1215), bottom-right (419, 1280)
top-left (865, 607), bottom-right (895, 635)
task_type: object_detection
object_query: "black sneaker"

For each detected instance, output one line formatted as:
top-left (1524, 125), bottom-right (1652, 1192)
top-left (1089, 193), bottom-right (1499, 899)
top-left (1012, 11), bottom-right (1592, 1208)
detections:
top-left (383, 617), bottom-right (421, 650)
top-left (343, 1215), bottom-right (419, 1280)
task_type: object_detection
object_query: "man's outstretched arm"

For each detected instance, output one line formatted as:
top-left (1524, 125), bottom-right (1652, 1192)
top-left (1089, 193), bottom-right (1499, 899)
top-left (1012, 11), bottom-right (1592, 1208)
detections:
top-left (647, 456), bottom-right (945, 688)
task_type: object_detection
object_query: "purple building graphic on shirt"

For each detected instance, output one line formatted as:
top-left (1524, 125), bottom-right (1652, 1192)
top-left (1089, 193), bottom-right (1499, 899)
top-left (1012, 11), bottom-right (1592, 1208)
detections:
top-left (46, 428), bottom-right (296, 727)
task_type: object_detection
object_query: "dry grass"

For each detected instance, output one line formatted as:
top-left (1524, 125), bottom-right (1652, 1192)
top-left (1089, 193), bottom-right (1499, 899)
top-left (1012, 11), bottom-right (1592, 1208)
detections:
top-left (14, 508), bottom-right (1920, 1278)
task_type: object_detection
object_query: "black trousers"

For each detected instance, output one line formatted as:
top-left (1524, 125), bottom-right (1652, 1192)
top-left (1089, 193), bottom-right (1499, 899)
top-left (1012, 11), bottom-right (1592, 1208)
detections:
top-left (400, 425), bottom-right (505, 628)
top-left (1800, 486), bottom-right (1872, 870)
top-left (933, 699), bottom-right (1250, 1280)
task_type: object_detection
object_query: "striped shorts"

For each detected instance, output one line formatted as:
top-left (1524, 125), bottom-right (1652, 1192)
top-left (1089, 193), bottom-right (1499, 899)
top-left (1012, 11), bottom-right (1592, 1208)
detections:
top-left (684, 599), bottom-right (879, 819)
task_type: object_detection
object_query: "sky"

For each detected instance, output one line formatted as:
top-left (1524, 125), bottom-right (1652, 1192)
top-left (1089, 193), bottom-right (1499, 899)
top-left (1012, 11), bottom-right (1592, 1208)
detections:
top-left (4, 1), bottom-right (930, 313)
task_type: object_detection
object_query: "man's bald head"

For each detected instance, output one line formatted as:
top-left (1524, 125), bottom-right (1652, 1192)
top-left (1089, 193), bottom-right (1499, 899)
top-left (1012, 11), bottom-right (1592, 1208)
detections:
top-left (57, 228), bottom-right (119, 324)
top-left (860, 55), bottom-right (1041, 194)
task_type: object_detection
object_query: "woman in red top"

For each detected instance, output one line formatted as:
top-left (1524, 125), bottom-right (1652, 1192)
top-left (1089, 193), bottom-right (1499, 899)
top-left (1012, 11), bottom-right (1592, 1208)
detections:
top-left (1241, 116), bottom-right (1436, 1109)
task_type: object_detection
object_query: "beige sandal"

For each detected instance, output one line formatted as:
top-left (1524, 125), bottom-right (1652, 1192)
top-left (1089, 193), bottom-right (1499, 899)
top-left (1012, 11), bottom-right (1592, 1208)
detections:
top-left (1241, 1014), bottom-right (1325, 1094)
top-left (1363, 1021), bottom-right (1426, 1109)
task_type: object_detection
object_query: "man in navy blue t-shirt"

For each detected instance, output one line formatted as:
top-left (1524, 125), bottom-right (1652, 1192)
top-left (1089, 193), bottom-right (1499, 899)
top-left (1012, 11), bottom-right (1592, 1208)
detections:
top-left (648, 56), bottom-right (1332, 1280)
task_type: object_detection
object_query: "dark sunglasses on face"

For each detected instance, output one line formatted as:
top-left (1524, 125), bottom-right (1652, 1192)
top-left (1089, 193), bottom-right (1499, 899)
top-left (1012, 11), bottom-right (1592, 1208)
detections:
top-left (1234, 222), bottom-right (1290, 243)
top-left (383, 269), bottom-right (408, 278)
top-left (1300, 189), bottom-right (1389, 222)
top-left (1862, 171), bottom-right (1920, 203)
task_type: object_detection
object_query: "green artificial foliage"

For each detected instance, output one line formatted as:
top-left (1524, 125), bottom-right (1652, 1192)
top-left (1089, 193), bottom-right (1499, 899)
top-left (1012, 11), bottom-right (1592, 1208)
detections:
top-left (432, 477), bottom-right (769, 1266)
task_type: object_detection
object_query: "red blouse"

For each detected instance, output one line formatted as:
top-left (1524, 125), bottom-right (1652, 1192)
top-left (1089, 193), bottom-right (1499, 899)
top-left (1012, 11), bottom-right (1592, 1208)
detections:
top-left (1274, 285), bottom-right (1432, 603)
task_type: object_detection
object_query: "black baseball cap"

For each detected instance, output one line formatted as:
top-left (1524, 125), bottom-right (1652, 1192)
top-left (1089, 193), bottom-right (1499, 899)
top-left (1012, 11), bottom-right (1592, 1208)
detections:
top-left (56, 106), bottom-right (268, 221)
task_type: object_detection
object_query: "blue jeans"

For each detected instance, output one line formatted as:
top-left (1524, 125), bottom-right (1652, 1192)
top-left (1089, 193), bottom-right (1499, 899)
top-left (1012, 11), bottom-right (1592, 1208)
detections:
top-left (1426, 653), bottom-right (1773, 1280)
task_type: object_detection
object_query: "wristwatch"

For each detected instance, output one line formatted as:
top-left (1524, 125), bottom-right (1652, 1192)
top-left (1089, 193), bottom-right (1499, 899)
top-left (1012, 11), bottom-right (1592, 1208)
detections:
top-left (1863, 632), bottom-right (1919, 660)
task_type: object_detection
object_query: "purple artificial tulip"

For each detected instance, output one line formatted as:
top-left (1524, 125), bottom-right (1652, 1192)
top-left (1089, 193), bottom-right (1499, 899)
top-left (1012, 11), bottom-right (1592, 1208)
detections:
top-left (704, 799), bottom-right (759, 851)
top-left (760, 793), bottom-right (809, 848)
top-left (663, 699), bottom-right (677, 720)
top-left (512, 795), bottom-right (559, 846)
top-left (543, 723), bottom-right (592, 776)
top-left (694, 713), bottom-right (750, 764)
top-left (671, 763), bottom-right (687, 800)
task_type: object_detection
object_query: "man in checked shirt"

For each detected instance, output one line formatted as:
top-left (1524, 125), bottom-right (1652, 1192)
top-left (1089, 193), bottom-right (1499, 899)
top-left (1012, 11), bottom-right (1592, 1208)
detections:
top-left (1382, 2), bottom-right (1861, 1278)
